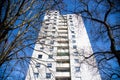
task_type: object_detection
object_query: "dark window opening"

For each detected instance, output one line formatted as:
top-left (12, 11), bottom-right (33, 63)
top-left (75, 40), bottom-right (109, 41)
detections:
top-left (47, 63), bottom-right (52, 68)
top-left (36, 63), bottom-right (40, 67)
top-left (38, 55), bottom-right (42, 58)
top-left (73, 45), bottom-right (77, 49)
top-left (46, 73), bottom-right (51, 78)
top-left (75, 67), bottom-right (80, 72)
top-left (48, 55), bottom-right (53, 59)
top-left (34, 73), bottom-right (39, 78)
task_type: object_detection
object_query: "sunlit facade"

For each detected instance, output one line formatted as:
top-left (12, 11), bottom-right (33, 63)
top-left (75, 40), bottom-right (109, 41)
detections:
top-left (26, 11), bottom-right (101, 80)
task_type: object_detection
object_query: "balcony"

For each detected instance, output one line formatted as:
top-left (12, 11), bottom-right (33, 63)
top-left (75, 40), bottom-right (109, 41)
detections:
top-left (58, 34), bottom-right (68, 37)
top-left (56, 56), bottom-right (69, 60)
top-left (57, 52), bottom-right (69, 56)
top-left (56, 77), bottom-right (71, 80)
top-left (57, 46), bottom-right (69, 49)
top-left (56, 59), bottom-right (70, 63)
top-left (58, 30), bottom-right (67, 33)
top-left (57, 38), bottom-right (68, 41)
top-left (58, 40), bottom-right (68, 43)
top-left (56, 67), bottom-right (70, 72)
top-left (58, 28), bottom-right (68, 30)
top-left (55, 72), bottom-right (70, 77)
top-left (57, 49), bottom-right (69, 53)
top-left (56, 63), bottom-right (69, 68)
top-left (57, 43), bottom-right (68, 47)
top-left (58, 32), bottom-right (68, 34)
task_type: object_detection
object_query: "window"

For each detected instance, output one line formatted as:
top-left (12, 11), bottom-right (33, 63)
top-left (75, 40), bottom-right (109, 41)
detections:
top-left (45, 27), bottom-right (48, 29)
top-left (52, 27), bottom-right (55, 29)
top-left (71, 31), bottom-right (74, 33)
top-left (38, 55), bottom-right (42, 58)
top-left (50, 40), bottom-right (54, 44)
top-left (36, 63), bottom-right (40, 68)
top-left (51, 36), bottom-right (55, 38)
top-left (50, 46), bottom-right (54, 51)
top-left (46, 73), bottom-right (51, 78)
top-left (72, 40), bottom-right (76, 43)
top-left (74, 59), bottom-right (79, 63)
top-left (54, 20), bottom-right (56, 22)
top-left (71, 24), bottom-right (73, 26)
top-left (69, 15), bottom-right (72, 17)
top-left (71, 27), bottom-right (74, 30)
top-left (55, 11), bottom-right (57, 13)
top-left (54, 23), bottom-right (56, 25)
top-left (46, 23), bottom-right (49, 25)
top-left (54, 17), bottom-right (57, 19)
top-left (40, 46), bottom-right (44, 50)
top-left (74, 52), bottom-right (79, 56)
top-left (75, 67), bottom-right (80, 72)
top-left (72, 35), bottom-right (75, 38)
top-left (69, 17), bottom-right (72, 19)
top-left (48, 17), bottom-right (50, 19)
top-left (52, 31), bottom-right (55, 34)
top-left (44, 31), bottom-right (47, 33)
top-left (54, 14), bottom-right (57, 16)
top-left (73, 45), bottom-right (76, 49)
top-left (47, 63), bottom-right (52, 68)
top-left (34, 73), bottom-right (39, 78)
top-left (48, 55), bottom-right (53, 59)
top-left (41, 40), bottom-right (45, 44)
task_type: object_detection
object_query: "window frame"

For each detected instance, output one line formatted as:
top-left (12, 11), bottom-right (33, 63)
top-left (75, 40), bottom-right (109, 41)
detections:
top-left (74, 59), bottom-right (79, 63)
top-left (36, 63), bottom-right (40, 68)
top-left (38, 55), bottom-right (42, 58)
top-left (75, 67), bottom-right (80, 72)
top-left (34, 72), bottom-right (39, 78)
top-left (73, 45), bottom-right (77, 49)
top-left (47, 63), bottom-right (52, 68)
top-left (46, 73), bottom-right (51, 78)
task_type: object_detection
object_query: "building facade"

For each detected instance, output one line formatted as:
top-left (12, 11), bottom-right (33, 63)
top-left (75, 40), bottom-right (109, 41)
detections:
top-left (26, 11), bottom-right (101, 80)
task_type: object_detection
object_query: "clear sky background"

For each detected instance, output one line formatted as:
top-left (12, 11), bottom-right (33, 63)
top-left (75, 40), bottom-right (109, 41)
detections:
top-left (0, 0), bottom-right (120, 80)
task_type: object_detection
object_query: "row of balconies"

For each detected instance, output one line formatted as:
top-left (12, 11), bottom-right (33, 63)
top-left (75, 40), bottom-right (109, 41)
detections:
top-left (55, 19), bottom-right (70, 78)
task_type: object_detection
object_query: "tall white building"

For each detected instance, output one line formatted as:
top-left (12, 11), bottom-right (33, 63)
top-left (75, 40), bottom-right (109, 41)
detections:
top-left (26, 11), bottom-right (101, 80)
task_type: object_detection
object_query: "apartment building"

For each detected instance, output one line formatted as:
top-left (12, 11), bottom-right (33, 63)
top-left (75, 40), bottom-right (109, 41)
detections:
top-left (26, 11), bottom-right (101, 80)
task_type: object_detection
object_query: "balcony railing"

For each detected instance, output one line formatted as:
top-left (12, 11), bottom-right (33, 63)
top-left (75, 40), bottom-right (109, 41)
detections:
top-left (56, 63), bottom-right (69, 68)
top-left (56, 68), bottom-right (70, 72)
top-left (57, 52), bottom-right (69, 56)
top-left (58, 28), bottom-right (68, 30)
top-left (57, 46), bottom-right (69, 49)
top-left (56, 77), bottom-right (71, 80)
top-left (56, 60), bottom-right (70, 63)
top-left (55, 72), bottom-right (70, 77)
top-left (56, 56), bottom-right (69, 60)
top-left (57, 49), bottom-right (69, 53)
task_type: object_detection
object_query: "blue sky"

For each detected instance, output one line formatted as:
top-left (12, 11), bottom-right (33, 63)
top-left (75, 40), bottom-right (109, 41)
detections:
top-left (1, 0), bottom-right (120, 80)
